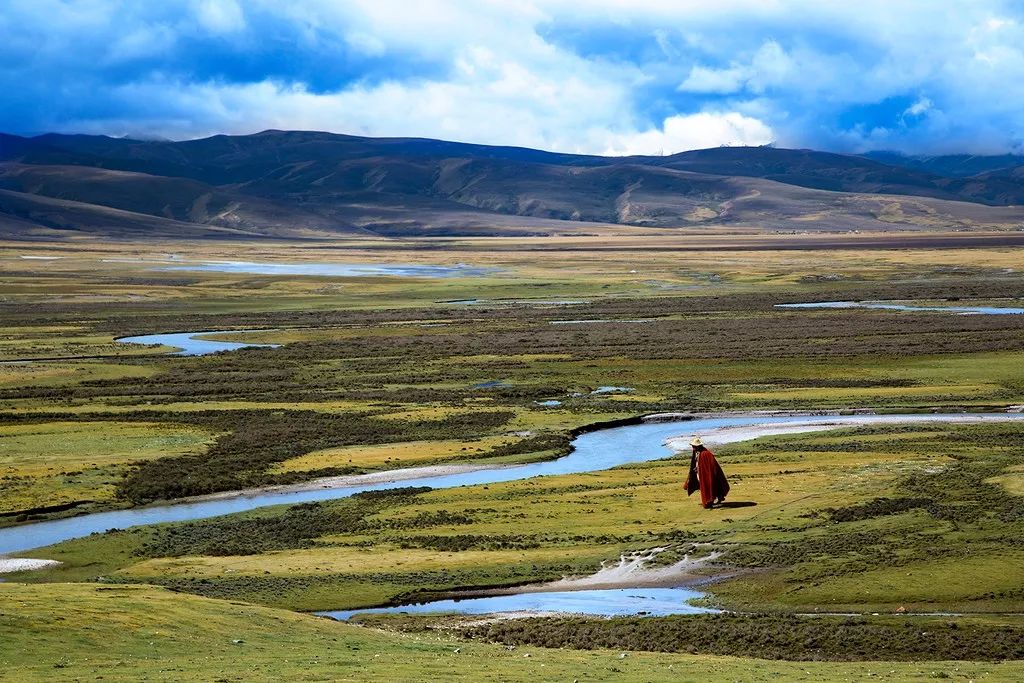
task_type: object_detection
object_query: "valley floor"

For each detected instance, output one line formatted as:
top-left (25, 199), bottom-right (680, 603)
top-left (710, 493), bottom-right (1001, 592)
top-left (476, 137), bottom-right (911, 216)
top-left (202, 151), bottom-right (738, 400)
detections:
top-left (2, 232), bottom-right (1023, 679)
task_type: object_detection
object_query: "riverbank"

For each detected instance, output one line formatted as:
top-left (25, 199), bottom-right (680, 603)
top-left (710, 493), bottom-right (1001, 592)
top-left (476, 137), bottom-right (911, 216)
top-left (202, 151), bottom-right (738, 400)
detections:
top-left (186, 463), bottom-right (504, 503)
top-left (662, 413), bottom-right (1019, 451)
top-left (0, 558), bottom-right (60, 574)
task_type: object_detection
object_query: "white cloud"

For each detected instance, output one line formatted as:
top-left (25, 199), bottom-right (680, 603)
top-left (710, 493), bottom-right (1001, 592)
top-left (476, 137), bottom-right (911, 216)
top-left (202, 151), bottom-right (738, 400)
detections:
top-left (679, 41), bottom-right (794, 95)
top-left (194, 0), bottom-right (245, 34)
top-left (679, 65), bottom-right (748, 94)
top-left (601, 112), bottom-right (774, 156)
top-left (72, 75), bottom-right (773, 157)
top-left (105, 24), bottom-right (177, 63)
top-left (8, 0), bottom-right (1024, 154)
top-left (903, 97), bottom-right (932, 118)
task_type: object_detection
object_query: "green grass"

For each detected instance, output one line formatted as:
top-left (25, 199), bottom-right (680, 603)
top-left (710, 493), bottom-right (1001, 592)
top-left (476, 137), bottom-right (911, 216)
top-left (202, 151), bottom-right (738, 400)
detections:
top-left (4, 583), bottom-right (1024, 682)
top-left (0, 421), bottom-right (216, 514)
top-left (21, 421), bottom-right (1024, 621)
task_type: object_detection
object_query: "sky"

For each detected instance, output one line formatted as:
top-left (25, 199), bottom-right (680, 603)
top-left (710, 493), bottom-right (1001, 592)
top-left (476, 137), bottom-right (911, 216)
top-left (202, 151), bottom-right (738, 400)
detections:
top-left (4, 0), bottom-right (1024, 156)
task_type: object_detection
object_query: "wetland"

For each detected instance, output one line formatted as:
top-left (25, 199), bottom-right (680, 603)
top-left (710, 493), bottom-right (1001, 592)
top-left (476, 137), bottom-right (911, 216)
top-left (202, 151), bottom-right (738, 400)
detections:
top-left (3, 235), bottom-right (1024, 679)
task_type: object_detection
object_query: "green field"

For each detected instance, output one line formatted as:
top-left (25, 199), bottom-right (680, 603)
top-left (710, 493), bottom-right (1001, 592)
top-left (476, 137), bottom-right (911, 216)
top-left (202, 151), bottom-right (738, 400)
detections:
top-left (9, 583), bottom-right (1024, 682)
top-left (2, 236), bottom-right (1023, 680)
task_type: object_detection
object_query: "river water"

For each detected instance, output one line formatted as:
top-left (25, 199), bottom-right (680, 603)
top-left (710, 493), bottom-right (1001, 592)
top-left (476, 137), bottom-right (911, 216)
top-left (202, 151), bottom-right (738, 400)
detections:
top-left (2, 412), bottom-right (1019, 554)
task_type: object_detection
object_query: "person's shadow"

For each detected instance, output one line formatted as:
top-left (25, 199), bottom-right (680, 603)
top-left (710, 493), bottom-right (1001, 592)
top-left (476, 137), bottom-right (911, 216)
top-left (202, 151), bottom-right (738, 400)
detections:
top-left (717, 501), bottom-right (757, 508)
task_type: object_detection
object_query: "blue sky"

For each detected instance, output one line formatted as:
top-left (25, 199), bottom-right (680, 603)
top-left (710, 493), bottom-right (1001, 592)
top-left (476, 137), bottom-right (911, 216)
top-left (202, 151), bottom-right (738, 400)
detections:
top-left (4, 0), bottom-right (1024, 155)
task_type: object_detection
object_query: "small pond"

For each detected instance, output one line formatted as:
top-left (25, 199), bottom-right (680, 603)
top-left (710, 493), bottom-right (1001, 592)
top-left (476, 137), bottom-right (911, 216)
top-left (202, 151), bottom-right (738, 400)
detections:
top-left (161, 260), bottom-right (492, 278)
top-left (319, 587), bottom-right (714, 620)
top-left (591, 386), bottom-right (634, 395)
top-left (116, 330), bottom-right (279, 356)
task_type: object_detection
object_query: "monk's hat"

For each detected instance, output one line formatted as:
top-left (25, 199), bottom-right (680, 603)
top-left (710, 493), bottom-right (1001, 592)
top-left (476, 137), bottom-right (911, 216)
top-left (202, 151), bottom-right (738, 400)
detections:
top-left (690, 436), bottom-right (703, 447)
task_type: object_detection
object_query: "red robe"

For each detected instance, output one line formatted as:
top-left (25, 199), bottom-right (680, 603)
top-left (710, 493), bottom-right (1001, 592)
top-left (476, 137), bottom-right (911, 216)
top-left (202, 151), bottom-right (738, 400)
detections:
top-left (685, 447), bottom-right (730, 508)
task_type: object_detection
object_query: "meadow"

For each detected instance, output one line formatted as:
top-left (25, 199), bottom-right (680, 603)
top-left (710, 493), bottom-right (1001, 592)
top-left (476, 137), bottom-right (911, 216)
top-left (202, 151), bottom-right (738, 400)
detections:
top-left (2, 233), bottom-right (1023, 679)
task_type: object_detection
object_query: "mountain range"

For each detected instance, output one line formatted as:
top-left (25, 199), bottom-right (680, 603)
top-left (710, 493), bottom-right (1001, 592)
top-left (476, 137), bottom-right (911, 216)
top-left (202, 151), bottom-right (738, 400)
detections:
top-left (2, 130), bottom-right (1024, 239)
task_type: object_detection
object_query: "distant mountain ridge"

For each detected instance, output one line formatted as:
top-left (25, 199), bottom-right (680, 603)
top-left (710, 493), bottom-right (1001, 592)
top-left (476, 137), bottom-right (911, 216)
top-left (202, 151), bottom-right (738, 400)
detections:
top-left (864, 151), bottom-right (1024, 178)
top-left (2, 130), bottom-right (1023, 239)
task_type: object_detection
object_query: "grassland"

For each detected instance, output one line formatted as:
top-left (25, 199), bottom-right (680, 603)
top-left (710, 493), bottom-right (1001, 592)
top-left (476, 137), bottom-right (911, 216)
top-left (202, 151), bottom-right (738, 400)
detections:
top-left (3, 240), bottom-right (1024, 512)
top-left (9, 583), bottom-right (1024, 683)
top-left (0, 420), bottom-right (215, 515)
top-left (18, 421), bottom-right (1024, 618)
top-left (2, 234), bottom-right (1023, 680)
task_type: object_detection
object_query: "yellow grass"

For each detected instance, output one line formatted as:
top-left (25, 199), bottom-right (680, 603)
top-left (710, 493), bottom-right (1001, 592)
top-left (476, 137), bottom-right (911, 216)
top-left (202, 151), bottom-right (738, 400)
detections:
top-left (0, 421), bottom-right (215, 475)
top-left (271, 435), bottom-right (518, 472)
top-left (731, 384), bottom-right (1002, 401)
top-left (0, 421), bottom-right (216, 513)
top-left (117, 545), bottom-right (613, 579)
top-left (0, 361), bottom-right (153, 386)
top-left (988, 464), bottom-right (1024, 496)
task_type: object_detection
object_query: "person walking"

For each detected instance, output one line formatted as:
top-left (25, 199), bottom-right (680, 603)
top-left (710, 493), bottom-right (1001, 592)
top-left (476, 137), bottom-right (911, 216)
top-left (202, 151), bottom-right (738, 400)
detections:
top-left (684, 436), bottom-right (730, 509)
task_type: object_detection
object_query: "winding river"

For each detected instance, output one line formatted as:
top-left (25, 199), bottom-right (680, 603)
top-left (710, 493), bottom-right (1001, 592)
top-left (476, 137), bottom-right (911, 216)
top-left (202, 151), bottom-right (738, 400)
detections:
top-left (1, 412), bottom-right (1020, 555)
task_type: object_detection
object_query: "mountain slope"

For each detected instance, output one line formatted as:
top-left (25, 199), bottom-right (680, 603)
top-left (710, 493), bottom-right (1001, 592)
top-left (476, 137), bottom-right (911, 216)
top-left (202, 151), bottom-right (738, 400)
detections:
top-left (0, 189), bottom-right (265, 239)
top-left (0, 163), bottom-right (364, 237)
top-left (2, 130), bottom-right (1024, 239)
top-left (864, 151), bottom-right (1024, 178)
top-left (653, 147), bottom-right (1024, 206)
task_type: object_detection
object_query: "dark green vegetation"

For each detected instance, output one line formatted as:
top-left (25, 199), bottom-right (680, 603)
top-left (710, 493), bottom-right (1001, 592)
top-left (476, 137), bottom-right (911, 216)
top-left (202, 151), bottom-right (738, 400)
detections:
top-left (116, 409), bottom-right (513, 503)
top-left (136, 491), bottom-right (448, 557)
top-left (5, 130), bottom-right (1024, 238)
top-left (0, 407), bottom-right (516, 507)
top-left (462, 614), bottom-right (1024, 661)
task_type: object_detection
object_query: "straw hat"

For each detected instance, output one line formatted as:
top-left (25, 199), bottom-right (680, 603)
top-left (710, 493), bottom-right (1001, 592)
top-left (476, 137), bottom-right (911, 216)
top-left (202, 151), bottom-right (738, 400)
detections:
top-left (690, 436), bottom-right (703, 447)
